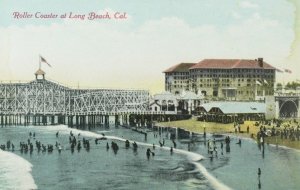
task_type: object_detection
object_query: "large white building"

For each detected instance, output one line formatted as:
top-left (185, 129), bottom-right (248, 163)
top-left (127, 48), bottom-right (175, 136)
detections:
top-left (164, 58), bottom-right (276, 101)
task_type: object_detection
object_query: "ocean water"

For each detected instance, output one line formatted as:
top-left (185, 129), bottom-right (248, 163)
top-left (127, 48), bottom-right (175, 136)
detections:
top-left (0, 124), bottom-right (300, 190)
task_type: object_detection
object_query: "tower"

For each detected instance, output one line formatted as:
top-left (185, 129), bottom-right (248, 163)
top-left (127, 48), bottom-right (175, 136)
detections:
top-left (35, 68), bottom-right (45, 80)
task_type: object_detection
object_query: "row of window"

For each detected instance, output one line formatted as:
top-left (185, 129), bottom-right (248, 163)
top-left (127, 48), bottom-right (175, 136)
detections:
top-left (165, 72), bottom-right (189, 76)
top-left (238, 90), bottom-right (274, 96)
top-left (167, 78), bottom-right (274, 84)
top-left (167, 83), bottom-right (274, 88)
top-left (190, 74), bottom-right (274, 78)
top-left (190, 69), bottom-right (275, 73)
top-left (172, 77), bottom-right (189, 80)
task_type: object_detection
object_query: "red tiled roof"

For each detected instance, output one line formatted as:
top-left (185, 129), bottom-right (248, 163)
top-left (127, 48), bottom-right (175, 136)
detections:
top-left (163, 63), bottom-right (196, 73)
top-left (189, 59), bottom-right (276, 70)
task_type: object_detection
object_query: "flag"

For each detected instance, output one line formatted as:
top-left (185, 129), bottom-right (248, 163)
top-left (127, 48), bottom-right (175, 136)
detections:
top-left (256, 80), bottom-right (262, 86)
top-left (284, 69), bottom-right (292, 74)
top-left (40, 55), bottom-right (51, 67)
top-left (276, 68), bottom-right (283, 73)
top-left (263, 79), bottom-right (268, 85)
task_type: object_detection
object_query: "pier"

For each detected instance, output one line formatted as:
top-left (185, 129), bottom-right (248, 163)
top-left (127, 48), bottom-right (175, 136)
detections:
top-left (0, 70), bottom-right (182, 127)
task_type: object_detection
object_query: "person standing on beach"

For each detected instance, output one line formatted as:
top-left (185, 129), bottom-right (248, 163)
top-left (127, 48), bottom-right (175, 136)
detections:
top-left (260, 135), bottom-right (264, 146)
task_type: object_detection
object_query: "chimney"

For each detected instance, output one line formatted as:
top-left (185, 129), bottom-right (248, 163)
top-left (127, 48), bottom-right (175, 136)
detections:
top-left (258, 58), bottom-right (263, 67)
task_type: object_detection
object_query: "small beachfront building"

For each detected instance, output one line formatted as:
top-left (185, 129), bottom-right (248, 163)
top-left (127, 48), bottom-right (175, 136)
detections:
top-left (197, 102), bottom-right (266, 123)
top-left (177, 90), bottom-right (204, 114)
top-left (150, 101), bottom-right (162, 112)
top-left (151, 91), bottom-right (178, 113)
top-left (151, 91), bottom-right (204, 114)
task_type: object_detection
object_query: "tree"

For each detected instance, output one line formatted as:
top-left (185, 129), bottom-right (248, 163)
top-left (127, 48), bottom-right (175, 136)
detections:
top-left (285, 81), bottom-right (300, 90)
top-left (276, 83), bottom-right (282, 89)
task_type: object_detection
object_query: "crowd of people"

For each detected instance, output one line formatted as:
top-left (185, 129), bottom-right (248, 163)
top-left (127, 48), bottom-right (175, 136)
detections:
top-left (255, 119), bottom-right (300, 144)
top-left (0, 129), bottom-right (172, 160)
top-left (0, 140), bottom-right (14, 151)
top-left (205, 135), bottom-right (233, 159)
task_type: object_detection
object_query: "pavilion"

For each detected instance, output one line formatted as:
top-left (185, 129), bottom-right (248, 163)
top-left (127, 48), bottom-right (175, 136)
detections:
top-left (197, 101), bottom-right (266, 123)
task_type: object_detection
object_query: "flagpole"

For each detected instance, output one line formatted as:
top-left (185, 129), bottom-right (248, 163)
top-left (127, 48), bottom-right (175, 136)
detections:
top-left (39, 55), bottom-right (41, 69)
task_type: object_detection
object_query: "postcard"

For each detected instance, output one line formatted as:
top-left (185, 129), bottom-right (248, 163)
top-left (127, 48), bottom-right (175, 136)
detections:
top-left (0, 0), bottom-right (299, 190)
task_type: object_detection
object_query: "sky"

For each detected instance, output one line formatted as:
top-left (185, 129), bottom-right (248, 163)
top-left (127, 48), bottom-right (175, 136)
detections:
top-left (0, 0), bottom-right (298, 93)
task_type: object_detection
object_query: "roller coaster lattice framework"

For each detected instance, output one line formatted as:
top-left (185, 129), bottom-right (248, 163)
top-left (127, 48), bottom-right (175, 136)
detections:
top-left (0, 78), bottom-right (150, 116)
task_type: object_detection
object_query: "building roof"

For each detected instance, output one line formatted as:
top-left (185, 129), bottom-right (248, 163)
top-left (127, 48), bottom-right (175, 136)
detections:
top-left (35, 69), bottom-right (46, 75)
top-left (200, 101), bottom-right (266, 114)
top-left (178, 91), bottom-right (203, 100)
top-left (153, 91), bottom-right (177, 101)
top-left (150, 101), bottom-right (161, 106)
top-left (163, 63), bottom-right (196, 73)
top-left (190, 59), bottom-right (276, 70)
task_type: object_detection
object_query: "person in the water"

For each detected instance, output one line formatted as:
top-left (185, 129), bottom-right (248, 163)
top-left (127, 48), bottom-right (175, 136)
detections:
top-left (133, 142), bottom-right (138, 150)
top-left (125, 140), bottom-right (130, 148)
top-left (146, 148), bottom-right (151, 159)
top-left (159, 141), bottom-right (163, 147)
top-left (58, 144), bottom-right (62, 153)
top-left (146, 148), bottom-right (155, 159)
top-left (77, 141), bottom-right (81, 151)
top-left (172, 140), bottom-right (177, 148)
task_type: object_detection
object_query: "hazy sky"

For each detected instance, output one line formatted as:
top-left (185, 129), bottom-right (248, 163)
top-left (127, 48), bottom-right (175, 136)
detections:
top-left (0, 0), bottom-right (298, 93)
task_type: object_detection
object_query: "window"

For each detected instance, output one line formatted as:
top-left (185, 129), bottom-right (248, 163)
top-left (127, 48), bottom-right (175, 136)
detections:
top-left (213, 90), bottom-right (218, 96)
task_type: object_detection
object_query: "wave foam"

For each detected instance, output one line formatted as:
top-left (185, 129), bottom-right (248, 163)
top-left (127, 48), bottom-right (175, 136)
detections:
top-left (0, 150), bottom-right (37, 190)
top-left (193, 162), bottom-right (231, 190)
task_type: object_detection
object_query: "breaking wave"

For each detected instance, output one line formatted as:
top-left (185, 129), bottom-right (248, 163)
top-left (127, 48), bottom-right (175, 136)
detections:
top-left (0, 149), bottom-right (37, 190)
